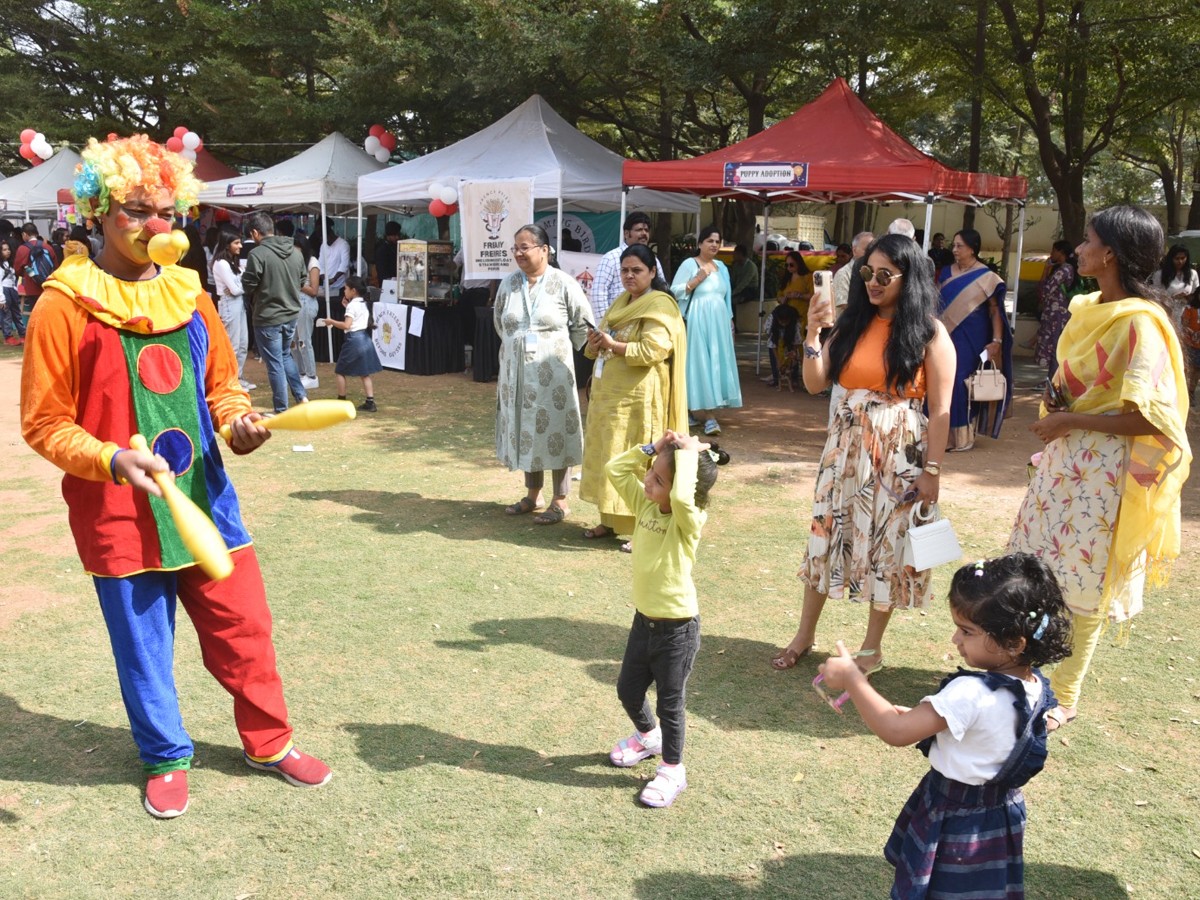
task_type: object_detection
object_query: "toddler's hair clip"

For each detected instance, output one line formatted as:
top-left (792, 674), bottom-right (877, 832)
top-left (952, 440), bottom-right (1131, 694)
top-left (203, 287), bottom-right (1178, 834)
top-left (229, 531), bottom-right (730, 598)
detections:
top-left (706, 449), bottom-right (720, 463)
top-left (1031, 611), bottom-right (1049, 641)
top-left (973, 559), bottom-right (986, 577)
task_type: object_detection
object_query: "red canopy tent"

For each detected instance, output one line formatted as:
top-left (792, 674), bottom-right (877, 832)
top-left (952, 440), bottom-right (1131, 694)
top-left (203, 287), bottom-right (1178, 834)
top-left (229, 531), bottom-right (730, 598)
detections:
top-left (623, 79), bottom-right (1029, 364)
top-left (622, 77), bottom-right (1027, 206)
top-left (192, 148), bottom-right (239, 183)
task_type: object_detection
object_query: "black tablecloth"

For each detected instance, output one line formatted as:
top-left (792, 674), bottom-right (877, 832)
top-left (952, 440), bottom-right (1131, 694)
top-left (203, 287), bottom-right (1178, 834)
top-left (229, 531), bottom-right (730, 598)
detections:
top-left (473, 306), bottom-right (502, 382)
top-left (404, 301), bottom-right (464, 376)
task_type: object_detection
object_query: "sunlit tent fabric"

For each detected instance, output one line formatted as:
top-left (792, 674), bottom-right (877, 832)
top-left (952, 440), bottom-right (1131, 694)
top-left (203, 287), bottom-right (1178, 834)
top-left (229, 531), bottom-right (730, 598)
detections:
top-left (357, 95), bottom-right (699, 215)
top-left (0, 150), bottom-right (83, 217)
top-left (198, 132), bottom-right (386, 215)
top-left (622, 78), bottom-right (1027, 205)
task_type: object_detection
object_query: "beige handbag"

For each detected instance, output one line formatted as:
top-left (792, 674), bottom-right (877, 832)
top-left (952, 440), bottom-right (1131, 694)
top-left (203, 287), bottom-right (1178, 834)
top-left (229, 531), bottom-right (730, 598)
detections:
top-left (967, 361), bottom-right (1006, 402)
top-left (902, 503), bottom-right (963, 571)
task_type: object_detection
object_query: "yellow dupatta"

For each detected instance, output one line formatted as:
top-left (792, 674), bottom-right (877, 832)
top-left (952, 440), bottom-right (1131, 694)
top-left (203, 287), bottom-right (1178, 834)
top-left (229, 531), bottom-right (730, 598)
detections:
top-left (1051, 291), bottom-right (1191, 597)
top-left (601, 289), bottom-right (689, 432)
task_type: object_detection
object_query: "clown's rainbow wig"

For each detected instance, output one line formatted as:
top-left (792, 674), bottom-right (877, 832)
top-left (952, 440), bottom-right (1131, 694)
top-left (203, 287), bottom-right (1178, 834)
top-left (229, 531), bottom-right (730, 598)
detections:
top-left (73, 134), bottom-right (203, 217)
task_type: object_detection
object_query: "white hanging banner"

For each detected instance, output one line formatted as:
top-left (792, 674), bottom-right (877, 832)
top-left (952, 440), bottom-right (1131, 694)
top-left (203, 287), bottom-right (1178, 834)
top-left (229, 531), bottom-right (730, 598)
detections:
top-left (460, 179), bottom-right (534, 280)
top-left (373, 301), bottom-right (408, 371)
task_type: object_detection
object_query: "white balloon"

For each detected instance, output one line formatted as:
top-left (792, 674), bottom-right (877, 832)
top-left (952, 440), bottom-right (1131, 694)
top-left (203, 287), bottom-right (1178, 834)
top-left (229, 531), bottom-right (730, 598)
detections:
top-left (180, 148), bottom-right (197, 161)
top-left (34, 132), bottom-right (45, 144)
top-left (374, 147), bottom-right (390, 163)
top-left (37, 144), bottom-right (53, 160)
top-left (428, 181), bottom-right (444, 199)
top-left (31, 139), bottom-right (50, 157)
top-left (439, 186), bottom-right (458, 205)
top-left (182, 131), bottom-right (201, 150)
top-left (364, 135), bottom-right (381, 154)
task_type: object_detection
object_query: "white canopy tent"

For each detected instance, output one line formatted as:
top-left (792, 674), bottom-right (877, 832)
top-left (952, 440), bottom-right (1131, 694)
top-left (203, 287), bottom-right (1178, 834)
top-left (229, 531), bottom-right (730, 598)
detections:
top-left (0, 149), bottom-right (82, 219)
top-left (357, 95), bottom-right (700, 235)
top-left (199, 132), bottom-right (389, 359)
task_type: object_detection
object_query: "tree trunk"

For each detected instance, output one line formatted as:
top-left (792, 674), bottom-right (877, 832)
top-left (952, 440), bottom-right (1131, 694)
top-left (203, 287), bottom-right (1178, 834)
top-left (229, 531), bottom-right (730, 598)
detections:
top-left (962, 0), bottom-right (986, 232)
top-left (1188, 149), bottom-right (1200, 230)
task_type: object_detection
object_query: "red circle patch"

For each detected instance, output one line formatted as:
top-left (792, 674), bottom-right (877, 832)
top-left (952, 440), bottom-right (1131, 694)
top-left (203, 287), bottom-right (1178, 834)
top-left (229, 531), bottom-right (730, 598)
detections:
top-left (137, 344), bottom-right (184, 394)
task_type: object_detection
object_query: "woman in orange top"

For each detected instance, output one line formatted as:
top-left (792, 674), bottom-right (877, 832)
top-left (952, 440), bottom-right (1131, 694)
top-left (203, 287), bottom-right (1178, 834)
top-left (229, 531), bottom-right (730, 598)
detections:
top-left (771, 234), bottom-right (955, 670)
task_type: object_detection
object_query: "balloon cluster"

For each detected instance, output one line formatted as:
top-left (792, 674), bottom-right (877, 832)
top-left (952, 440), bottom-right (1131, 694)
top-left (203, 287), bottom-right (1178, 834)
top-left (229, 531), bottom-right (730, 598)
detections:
top-left (364, 125), bottom-right (396, 164)
top-left (164, 126), bottom-right (204, 161)
top-left (18, 129), bottom-right (54, 167)
top-left (426, 181), bottom-right (459, 218)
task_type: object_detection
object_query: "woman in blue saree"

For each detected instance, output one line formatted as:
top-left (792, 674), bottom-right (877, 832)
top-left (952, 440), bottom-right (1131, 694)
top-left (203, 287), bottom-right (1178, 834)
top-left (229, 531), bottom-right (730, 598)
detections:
top-left (937, 229), bottom-right (1013, 451)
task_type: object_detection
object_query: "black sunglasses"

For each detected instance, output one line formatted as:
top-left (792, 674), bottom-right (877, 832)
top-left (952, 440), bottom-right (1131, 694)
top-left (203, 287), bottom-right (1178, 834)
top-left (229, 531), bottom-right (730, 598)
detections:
top-left (860, 264), bottom-right (903, 287)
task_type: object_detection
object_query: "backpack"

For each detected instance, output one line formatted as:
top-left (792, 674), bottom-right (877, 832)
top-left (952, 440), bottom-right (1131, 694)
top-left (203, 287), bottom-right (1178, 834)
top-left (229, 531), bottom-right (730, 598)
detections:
top-left (24, 241), bottom-right (56, 287)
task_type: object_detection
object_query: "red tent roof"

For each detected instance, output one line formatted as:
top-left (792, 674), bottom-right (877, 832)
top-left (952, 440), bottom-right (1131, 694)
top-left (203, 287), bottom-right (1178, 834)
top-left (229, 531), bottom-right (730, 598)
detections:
top-left (623, 78), bottom-right (1026, 204)
top-left (193, 148), bottom-right (239, 183)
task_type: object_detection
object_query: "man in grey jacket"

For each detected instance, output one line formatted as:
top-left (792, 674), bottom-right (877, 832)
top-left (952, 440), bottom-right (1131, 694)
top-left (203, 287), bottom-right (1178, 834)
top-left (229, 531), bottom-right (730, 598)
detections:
top-left (241, 212), bottom-right (308, 413)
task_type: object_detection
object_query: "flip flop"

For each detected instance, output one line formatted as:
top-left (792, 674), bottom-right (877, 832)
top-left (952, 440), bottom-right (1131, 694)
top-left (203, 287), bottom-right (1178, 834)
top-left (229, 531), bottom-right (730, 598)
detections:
top-left (770, 644), bottom-right (816, 670)
top-left (533, 505), bottom-right (567, 525)
top-left (504, 497), bottom-right (540, 516)
top-left (582, 524), bottom-right (616, 539)
top-left (619, 541), bottom-right (633, 553)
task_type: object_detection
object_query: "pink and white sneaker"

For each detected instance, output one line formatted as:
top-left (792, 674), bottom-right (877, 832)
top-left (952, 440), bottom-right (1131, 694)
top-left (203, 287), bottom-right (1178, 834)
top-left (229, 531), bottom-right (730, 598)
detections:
top-left (245, 747), bottom-right (332, 787)
top-left (144, 770), bottom-right (189, 818)
top-left (609, 727), bottom-right (662, 768)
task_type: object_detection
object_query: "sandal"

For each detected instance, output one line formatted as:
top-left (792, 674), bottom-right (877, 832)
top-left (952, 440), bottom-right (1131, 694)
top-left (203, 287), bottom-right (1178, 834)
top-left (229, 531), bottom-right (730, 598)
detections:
top-left (582, 524), bottom-right (615, 539)
top-left (504, 497), bottom-right (540, 516)
top-left (639, 764), bottom-right (687, 808)
top-left (1045, 705), bottom-right (1077, 732)
top-left (533, 504), bottom-right (568, 525)
top-left (812, 650), bottom-right (884, 713)
top-left (770, 643), bottom-right (816, 670)
top-left (620, 541), bottom-right (632, 553)
top-left (609, 728), bottom-right (661, 768)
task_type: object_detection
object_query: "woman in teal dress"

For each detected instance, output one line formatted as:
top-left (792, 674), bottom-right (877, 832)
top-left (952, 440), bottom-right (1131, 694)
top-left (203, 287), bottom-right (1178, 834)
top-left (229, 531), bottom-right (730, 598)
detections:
top-left (671, 225), bottom-right (742, 435)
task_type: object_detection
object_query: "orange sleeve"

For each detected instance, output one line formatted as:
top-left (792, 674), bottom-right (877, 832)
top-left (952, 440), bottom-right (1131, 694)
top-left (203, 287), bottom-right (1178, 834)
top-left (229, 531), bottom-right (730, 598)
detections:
top-left (196, 289), bottom-right (252, 428)
top-left (20, 290), bottom-right (119, 482)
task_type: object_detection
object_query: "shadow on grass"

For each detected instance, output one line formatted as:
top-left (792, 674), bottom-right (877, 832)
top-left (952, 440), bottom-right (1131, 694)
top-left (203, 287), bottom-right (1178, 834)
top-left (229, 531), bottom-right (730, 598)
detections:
top-left (343, 722), bottom-right (629, 789)
top-left (290, 488), bottom-right (618, 552)
top-left (634, 852), bottom-right (1128, 899)
top-left (0, 694), bottom-right (261, 787)
top-left (435, 617), bottom-right (953, 737)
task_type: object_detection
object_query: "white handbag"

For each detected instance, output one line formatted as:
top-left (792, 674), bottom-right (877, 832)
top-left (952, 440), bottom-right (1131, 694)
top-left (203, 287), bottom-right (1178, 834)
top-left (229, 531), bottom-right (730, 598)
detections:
top-left (902, 503), bottom-right (963, 571)
top-left (967, 361), bottom-right (1006, 402)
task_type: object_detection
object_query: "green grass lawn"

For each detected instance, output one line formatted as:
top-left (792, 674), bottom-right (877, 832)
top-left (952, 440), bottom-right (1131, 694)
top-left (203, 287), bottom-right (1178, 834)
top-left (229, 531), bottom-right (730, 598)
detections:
top-left (1, 361), bottom-right (1197, 899)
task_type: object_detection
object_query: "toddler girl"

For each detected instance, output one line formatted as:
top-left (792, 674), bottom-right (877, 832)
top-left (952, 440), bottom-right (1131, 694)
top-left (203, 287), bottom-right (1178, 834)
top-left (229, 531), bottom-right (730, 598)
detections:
top-left (604, 429), bottom-right (729, 807)
top-left (818, 554), bottom-right (1071, 899)
top-left (320, 275), bottom-right (382, 412)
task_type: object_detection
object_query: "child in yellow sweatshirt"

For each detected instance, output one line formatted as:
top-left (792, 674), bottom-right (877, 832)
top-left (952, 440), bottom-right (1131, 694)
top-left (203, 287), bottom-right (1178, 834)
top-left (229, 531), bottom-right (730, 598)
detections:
top-left (604, 429), bottom-right (729, 807)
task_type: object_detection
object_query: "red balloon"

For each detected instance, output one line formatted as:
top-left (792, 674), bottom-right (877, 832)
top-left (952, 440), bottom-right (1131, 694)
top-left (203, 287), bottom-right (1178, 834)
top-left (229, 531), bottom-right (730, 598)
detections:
top-left (445, 203), bottom-right (459, 216)
top-left (194, 138), bottom-right (204, 152)
top-left (379, 132), bottom-right (397, 152)
top-left (31, 156), bottom-right (43, 167)
top-left (429, 199), bottom-right (448, 218)
top-left (369, 124), bottom-right (385, 138)
top-left (18, 143), bottom-right (34, 160)
top-left (213, 208), bottom-right (231, 222)
top-left (20, 128), bottom-right (36, 143)
top-left (107, 132), bottom-right (119, 142)
top-left (165, 136), bottom-right (185, 152)
top-left (174, 126), bottom-right (188, 138)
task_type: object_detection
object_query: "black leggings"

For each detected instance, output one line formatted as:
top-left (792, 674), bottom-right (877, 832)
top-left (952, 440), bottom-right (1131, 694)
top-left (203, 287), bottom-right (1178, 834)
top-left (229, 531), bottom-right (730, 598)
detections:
top-left (616, 612), bottom-right (701, 765)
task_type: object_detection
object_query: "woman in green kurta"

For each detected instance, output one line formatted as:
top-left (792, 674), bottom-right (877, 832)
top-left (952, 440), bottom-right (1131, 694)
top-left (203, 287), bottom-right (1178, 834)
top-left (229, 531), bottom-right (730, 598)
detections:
top-left (580, 244), bottom-right (688, 541)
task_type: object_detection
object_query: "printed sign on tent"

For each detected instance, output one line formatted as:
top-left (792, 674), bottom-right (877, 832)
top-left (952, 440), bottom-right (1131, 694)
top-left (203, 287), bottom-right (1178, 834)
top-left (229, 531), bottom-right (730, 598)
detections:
top-left (556, 250), bottom-right (603, 313)
top-left (373, 301), bottom-right (408, 371)
top-left (460, 179), bottom-right (534, 280)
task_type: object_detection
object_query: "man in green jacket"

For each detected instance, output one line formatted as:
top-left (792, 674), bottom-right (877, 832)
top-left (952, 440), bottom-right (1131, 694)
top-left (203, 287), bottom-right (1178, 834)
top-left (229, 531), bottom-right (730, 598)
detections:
top-left (241, 212), bottom-right (308, 413)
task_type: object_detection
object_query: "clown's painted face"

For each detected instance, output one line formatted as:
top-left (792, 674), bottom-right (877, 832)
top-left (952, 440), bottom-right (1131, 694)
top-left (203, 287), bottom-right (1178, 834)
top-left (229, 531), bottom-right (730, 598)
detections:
top-left (101, 186), bottom-right (176, 269)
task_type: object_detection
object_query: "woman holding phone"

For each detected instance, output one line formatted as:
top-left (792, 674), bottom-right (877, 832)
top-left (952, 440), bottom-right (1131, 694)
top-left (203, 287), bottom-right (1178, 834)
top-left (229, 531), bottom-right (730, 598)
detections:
top-left (771, 234), bottom-right (955, 670)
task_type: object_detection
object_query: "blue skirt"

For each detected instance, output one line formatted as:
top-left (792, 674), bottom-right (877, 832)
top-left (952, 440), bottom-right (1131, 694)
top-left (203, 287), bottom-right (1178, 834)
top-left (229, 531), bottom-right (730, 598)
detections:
top-left (885, 768), bottom-right (1026, 899)
top-left (335, 330), bottom-right (382, 376)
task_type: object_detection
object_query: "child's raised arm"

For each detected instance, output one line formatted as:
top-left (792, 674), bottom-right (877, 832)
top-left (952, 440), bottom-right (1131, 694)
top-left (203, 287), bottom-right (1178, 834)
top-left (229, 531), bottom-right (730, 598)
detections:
top-left (819, 642), bottom-right (947, 747)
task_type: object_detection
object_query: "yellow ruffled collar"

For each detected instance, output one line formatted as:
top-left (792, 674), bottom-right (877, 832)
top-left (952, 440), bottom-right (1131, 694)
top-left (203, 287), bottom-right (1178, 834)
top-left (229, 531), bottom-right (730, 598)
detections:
top-left (44, 254), bottom-right (203, 333)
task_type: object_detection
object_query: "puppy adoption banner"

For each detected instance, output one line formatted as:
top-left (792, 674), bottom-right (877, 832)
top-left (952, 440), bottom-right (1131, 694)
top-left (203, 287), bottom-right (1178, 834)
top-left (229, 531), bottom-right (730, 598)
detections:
top-left (460, 179), bottom-right (534, 280)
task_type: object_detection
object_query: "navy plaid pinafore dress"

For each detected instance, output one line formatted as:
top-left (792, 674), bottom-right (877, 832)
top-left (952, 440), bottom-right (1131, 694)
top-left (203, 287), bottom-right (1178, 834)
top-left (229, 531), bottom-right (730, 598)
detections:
top-left (885, 669), bottom-right (1057, 900)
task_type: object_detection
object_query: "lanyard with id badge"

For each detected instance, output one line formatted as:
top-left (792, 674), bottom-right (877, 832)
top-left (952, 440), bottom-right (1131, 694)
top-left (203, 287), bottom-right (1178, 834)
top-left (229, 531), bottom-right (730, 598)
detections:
top-left (521, 275), bottom-right (541, 359)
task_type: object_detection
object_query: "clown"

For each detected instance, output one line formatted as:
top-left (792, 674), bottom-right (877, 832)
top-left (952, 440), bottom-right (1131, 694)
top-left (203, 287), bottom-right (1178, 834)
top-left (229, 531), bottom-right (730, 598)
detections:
top-left (20, 135), bottom-right (331, 819)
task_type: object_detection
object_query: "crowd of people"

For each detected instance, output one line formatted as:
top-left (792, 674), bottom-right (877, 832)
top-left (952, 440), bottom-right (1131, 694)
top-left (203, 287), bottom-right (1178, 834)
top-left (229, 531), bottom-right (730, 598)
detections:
top-left (6, 134), bottom-right (1194, 895)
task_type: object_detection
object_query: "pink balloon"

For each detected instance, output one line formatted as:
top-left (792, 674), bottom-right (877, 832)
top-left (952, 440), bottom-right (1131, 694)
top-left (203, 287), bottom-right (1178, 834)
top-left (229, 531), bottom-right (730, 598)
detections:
top-left (31, 156), bottom-right (43, 167)
top-left (18, 143), bottom-right (34, 160)
top-left (20, 128), bottom-right (35, 143)
top-left (174, 126), bottom-right (188, 138)
top-left (107, 132), bottom-right (119, 142)
top-left (379, 132), bottom-right (397, 152)
top-left (369, 124), bottom-right (385, 138)
top-left (165, 136), bottom-right (185, 152)
top-left (429, 199), bottom-right (448, 218)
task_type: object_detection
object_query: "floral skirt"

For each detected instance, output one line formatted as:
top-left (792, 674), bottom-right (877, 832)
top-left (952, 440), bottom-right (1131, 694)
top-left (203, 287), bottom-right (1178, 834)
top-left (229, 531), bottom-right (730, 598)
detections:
top-left (800, 388), bottom-right (932, 611)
